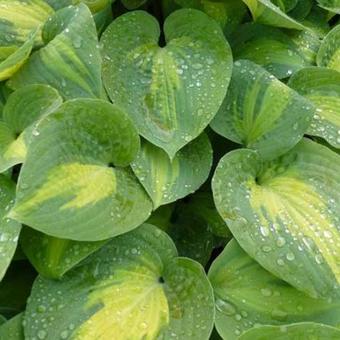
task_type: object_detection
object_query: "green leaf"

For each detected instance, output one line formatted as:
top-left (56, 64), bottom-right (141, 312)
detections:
top-left (175, 192), bottom-right (231, 238)
top-left (288, 67), bottom-right (340, 149)
top-left (317, 0), bottom-right (340, 13)
top-left (239, 323), bottom-right (340, 340)
top-left (0, 84), bottom-right (62, 173)
top-left (241, 0), bottom-right (306, 30)
top-left (230, 23), bottom-right (318, 79)
top-left (167, 215), bottom-right (214, 266)
top-left (272, 0), bottom-right (298, 12)
top-left (24, 224), bottom-right (215, 340)
top-left (8, 4), bottom-right (103, 100)
top-left (289, 0), bottom-right (313, 20)
top-left (131, 133), bottom-right (212, 209)
top-left (121, 0), bottom-right (147, 9)
top-left (317, 24), bottom-right (340, 72)
top-left (20, 227), bottom-right (107, 279)
top-left (208, 239), bottom-right (340, 339)
top-left (0, 29), bottom-right (37, 81)
top-left (0, 175), bottom-right (21, 280)
top-left (174, 0), bottom-right (248, 36)
top-left (0, 0), bottom-right (53, 48)
top-left (0, 313), bottom-right (24, 340)
top-left (8, 99), bottom-right (152, 241)
top-left (212, 138), bottom-right (340, 300)
top-left (101, 9), bottom-right (232, 158)
top-left (210, 60), bottom-right (314, 160)
top-left (0, 260), bottom-right (36, 318)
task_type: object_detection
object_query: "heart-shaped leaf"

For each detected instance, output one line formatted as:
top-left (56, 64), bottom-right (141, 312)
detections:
top-left (239, 323), bottom-right (340, 340)
top-left (20, 227), bottom-right (107, 279)
top-left (289, 67), bottom-right (340, 149)
top-left (317, 24), bottom-right (340, 72)
top-left (0, 313), bottom-right (23, 340)
top-left (101, 9), bottom-right (232, 158)
top-left (0, 176), bottom-right (21, 280)
top-left (209, 239), bottom-right (340, 339)
top-left (317, 0), bottom-right (340, 13)
top-left (210, 60), bottom-right (314, 160)
top-left (212, 138), bottom-right (340, 300)
top-left (9, 98), bottom-right (152, 241)
top-left (231, 24), bottom-right (320, 79)
top-left (0, 84), bottom-right (62, 173)
top-left (8, 4), bottom-right (103, 100)
top-left (242, 0), bottom-right (306, 30)
top-left (24, 224), bottom-right (215, 340)
top-left (131, 133), bottom-right (212, 209)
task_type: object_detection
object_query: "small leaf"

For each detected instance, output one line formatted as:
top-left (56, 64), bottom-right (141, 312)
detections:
top-left (0, 175), bottom-right (21, 280)
top-left (8, 4), bottom-right (103, 100)
top-left (9, 98), bottom-right (152, 241)
top-left (209, 240), bottom-right (340, 339)
top-left (0, 313), bottom-right (24, 340)
top-left (239, 323), bottom-right (340, 340)
top-left (210, 60), bottom-right (314, 160)
top-left (131, 133), bottom-right (212, 209)
top-left (289, 67), bottom-right (340, 149)
top-left (0, 84), bottom-right (62, 173)
top-left (317, 24), bottom-right (340, 72)
top-left (20, 227), bottom-right (107, 279)
top-left (212, 138), bottom-right (340, 300)
top-left (101, 9), bottom-right (232, 158)
top-left (24, 224), bottom-right (214, 340)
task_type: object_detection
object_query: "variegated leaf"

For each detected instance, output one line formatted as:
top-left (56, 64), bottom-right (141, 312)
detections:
top-left (101, 9), bottom-right (232, 158)
top-left (24, 224), bottom-right (214, 340)
top-left (9, 99), bottom-right (152, 241)
top-left (212, 138), bottom-right (340, 300)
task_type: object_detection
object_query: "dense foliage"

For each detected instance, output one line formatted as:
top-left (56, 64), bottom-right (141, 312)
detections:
top-left (0, 0), bottom-right (339, 339)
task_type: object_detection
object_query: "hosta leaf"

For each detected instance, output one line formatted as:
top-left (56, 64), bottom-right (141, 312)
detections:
top-left (289, 0), bottom-right (313, 20)
top-left (317, 0), bottom-right (340, 13)
top-left (0, 313), bottom-right (24, 340)
top-left (242, 0), bottom-right (306, 30)
top-left (212, 138), bottom-right (340, 299)
top-left (8, 4), bottom-right (102, 100)
top-left (289, 67), bottom-right (340, 149)
top-left (131, 133), bottom-right (212, 209)
top-left (239, 323), bottom-right (340, 340)
top-left (121, 0), bottom-right (147, 9)
top-left (208, 240), bottom-right (340, 339)
top-left (301, 5), bottom-right (330, 37)
top-left (167, 215), bottom-right (214, 266)
top-left (9, 98), bottom-right (152, 241)
top-left (231, 24), bottom-right (317, 79)
top-left (101, 9), bottom-right (232, 158)
top-left (272, 0), bottom-right (298, 12)
top-left (0, 84), bottom-right (62, 173)
top-left (0, 0), bottom-right (53, 48)
top-left (24, 224), bottom-right (214, 340)
top-left (317, 24), bottom-right (340, 72)
top-left (0, 176), bottom-right (21, 280)
top-left (0, 260), bottom-right (36, 317)
top-left (20, 227), bottom-right (107, 279)
top-left (0, 29), bottom-right (37, 81)
top-left (175, 192), bottom-right (231, 238)
top-left (210, 60), bottom-right (314, 160)
top-left (174, 0), bottom-right (248, 36)
top-left (83, 0), bottom-right (113, 12)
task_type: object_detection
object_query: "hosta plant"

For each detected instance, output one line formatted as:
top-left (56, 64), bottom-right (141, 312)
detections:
top-left (0, 0), bottom-right (339, 339)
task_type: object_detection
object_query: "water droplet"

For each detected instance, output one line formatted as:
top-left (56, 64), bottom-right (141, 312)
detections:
top-left (261, 288), bottom-right (272, 297)
top-left (37, 330), bottom-right (47, 339)
top-left (286, 252), bottom-right (295, 261)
